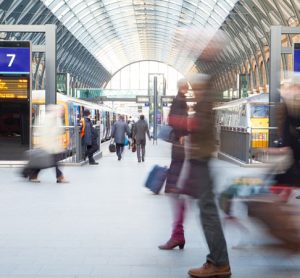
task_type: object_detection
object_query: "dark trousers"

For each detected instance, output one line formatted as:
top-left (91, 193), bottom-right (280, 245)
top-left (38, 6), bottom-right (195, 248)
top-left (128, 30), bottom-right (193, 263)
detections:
top-left (23, 154), bottom-right (63, 179)
top-left (188, 159), bottom-right (229, 266)
top-left (166, 140), bottom-right (185, 190)
top-left (116, 143), bottom-right (124, 159)
top-left (86, 144), bottom-right (98, 163)
top-left (136, 139), bottom-right (146, 161)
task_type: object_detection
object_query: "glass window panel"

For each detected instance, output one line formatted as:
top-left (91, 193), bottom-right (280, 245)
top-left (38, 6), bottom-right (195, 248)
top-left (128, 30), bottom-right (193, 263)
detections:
top-left (50, 1), bottom-right (65, 13)
top-left (130, 63), bottom-right (140, 89)
top-left (120, 67), bottom-right (130, 89)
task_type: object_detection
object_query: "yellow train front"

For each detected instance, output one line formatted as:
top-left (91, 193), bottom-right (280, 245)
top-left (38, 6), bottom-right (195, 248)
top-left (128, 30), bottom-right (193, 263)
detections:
top-left (32, 91), bottom-right (127, 159)
top-left (214, 93), bottom-right (270, 162)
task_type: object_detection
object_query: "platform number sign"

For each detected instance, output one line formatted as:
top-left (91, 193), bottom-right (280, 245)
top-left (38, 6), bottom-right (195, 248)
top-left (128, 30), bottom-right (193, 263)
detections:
top-left (294, 43), bottom-right (300, 72)
top-left (0, 42), bottom-right (31, 74)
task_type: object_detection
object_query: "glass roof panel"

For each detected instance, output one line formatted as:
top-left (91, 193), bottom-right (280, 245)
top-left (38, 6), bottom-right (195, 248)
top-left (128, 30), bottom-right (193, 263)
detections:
top-left (41, 0), bottom-right (238, 73)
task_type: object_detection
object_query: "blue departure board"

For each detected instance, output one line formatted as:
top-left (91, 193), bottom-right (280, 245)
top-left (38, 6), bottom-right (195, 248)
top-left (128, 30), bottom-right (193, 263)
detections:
top-left (0, 47), bottom-right (30, 74)
top-left (294, 43), bottom-right (300, 72)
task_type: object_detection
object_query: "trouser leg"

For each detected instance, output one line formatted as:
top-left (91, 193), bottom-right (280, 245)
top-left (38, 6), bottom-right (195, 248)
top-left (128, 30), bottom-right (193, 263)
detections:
top-left (116, 144), bottom-right (121, 158)
top-left (196, 160), bottom-right (229, 266)
top-left (55, 165), bottom-right (63, 178)
top-left (141, 141), bottom-right (146, 160)
top-left (171, 197), bottom-right (186, 240)
top-left (165, 141), bottom-right (185, 190)
top-left (137, 144), bottom-right (141, 161)
top-left (53, 154), bottom-right (63, 178)
top-left (86, 145), bottom-right (95, 163)
top-left (116, 144), bottom-right (124, 159)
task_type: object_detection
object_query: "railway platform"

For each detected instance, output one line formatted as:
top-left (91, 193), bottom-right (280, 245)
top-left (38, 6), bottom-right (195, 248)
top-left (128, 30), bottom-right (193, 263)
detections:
top-left (0, 141), bottom-right (299, 278)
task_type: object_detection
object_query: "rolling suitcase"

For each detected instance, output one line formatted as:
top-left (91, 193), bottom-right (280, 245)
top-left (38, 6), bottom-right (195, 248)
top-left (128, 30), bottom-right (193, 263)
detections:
top-left (145, 165), bottom-right (168, 194)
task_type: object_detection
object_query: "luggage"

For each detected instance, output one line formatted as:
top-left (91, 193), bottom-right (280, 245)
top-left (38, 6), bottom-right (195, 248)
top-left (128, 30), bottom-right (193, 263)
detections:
top-left (158, 125), bottom-right (175, 143)
top-left (25, 148), bottom-right (55, 169)
top-left (109, 140), bottom-right (116, 153)
top-left (132, 142), bottom-right (137, 152)
top-left (124, 136), bottom-right (129, 146)
top-left (145, 165), bottom-right (168, 194)
top-left (246, 194), bottom-right (300, 252)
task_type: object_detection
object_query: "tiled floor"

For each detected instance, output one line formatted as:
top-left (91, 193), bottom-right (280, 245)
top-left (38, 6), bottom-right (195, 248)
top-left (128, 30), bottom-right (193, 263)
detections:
top-left (0, 141), bottom-right (299, 277)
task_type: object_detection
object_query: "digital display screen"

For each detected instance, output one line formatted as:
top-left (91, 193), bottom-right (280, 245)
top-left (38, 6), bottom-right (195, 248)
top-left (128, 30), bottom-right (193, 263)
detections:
top-left (251, 105), bottom-right (269, 118)
top-left (294, 43), bottom-right (300, 72)
top-left (0, 47), bottom-right (30, 74)
top-left (0, 77), bottom-right (29, 99)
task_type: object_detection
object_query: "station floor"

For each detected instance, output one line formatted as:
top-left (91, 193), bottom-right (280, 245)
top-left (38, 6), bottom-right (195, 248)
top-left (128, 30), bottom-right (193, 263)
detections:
top-left (0, 141), bottom-right (299, 278)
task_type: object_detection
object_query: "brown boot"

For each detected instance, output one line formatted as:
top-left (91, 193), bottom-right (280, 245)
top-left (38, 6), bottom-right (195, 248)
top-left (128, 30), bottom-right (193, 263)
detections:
top-left (57, 176), bottom-right (69, 183)
top-left (188, 262), bottom-right (231, 277)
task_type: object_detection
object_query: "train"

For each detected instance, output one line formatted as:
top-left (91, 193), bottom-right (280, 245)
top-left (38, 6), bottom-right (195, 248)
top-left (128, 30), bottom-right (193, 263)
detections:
top-left (214, 93), bottom-right (270, 148)
top-left (31, 90), bottom-right (130, 151)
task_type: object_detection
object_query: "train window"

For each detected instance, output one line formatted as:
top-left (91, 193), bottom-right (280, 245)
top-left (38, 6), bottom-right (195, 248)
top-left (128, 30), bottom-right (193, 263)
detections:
top-left (251, 105), bottom-right (269, 118)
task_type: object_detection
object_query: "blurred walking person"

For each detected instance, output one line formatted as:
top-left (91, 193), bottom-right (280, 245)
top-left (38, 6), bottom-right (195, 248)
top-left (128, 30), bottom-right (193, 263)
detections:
top-left (111, 115), bottom-right (130, 160)
top-left (132, 115), bottom-right (151, 162)
top-left (275, 72), bottom-right (300, 194)
top-left (159, 78), bottom-right (189, 250)
top-left (22, 105), bottom-right (68, 183)
top-left (80, 109), bottom-right (99, 165)
top-left (185, 74), bottom-right (230, 277)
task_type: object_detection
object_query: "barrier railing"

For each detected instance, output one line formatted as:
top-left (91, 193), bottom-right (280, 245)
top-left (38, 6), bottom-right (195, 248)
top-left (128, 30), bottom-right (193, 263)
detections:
top-left (219, 126), bottom-right (250, 163)
top-left (249, 127), bottom-right (278, 163)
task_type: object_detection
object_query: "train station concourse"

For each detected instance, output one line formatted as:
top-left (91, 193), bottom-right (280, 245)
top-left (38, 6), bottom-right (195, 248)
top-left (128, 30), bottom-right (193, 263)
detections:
top-left (1, 0), bottom-right (300, 277)
top-left (0, 142), bottom-right (300, 278)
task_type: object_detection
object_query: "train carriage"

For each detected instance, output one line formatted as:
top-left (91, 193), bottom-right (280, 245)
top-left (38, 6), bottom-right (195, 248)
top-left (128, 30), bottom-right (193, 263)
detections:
top-left (214, 93), bottom-right (270, 149)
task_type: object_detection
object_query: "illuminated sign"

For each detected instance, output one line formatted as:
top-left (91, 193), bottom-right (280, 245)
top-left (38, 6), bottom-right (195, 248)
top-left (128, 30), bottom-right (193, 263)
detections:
top-left (0, 77), bottom-right (29, 99)
top-left (161, 96), bottom-right (174, 103)
top-left (136, 96), bottom-right (150, 103)
top-left (294, 43), bottom-right (300, 72)
top-left (0, 47), bottom-right (30, 74)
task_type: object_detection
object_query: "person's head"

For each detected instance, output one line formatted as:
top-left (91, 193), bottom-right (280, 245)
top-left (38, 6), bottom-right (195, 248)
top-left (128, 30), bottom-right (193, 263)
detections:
top-left (281, 72), bottom-right (300, 118)
top-left (46, 104), bottom-right (64, 117)
top-left (177, 78), bottom-right (189, 96)
top-left (119, 115), bottom-right (124, 121)
top-left (188, 73), bottom-right (211, 102)
top-left (140, 115), bottom-right (145, 121)
top-left (83, 109), bottom-right (91, 117)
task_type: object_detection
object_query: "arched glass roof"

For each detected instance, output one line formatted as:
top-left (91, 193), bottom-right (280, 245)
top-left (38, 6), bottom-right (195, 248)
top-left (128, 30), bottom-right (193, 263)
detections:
top-left (41, 0), bottom-right (238, 74)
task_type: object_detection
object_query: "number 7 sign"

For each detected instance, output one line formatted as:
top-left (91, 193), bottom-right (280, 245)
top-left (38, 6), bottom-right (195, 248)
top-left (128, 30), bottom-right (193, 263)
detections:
top-left (7, 54), bottom-right (16, 67)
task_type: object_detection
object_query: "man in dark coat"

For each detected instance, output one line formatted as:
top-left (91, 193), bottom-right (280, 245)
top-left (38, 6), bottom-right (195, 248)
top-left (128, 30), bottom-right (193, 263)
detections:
top-left (132, 115), bottom-right (151, 162)
top-left (111, 115), bottom-right (131, 160)
top-left (80, 109), bottom-right (98, 165)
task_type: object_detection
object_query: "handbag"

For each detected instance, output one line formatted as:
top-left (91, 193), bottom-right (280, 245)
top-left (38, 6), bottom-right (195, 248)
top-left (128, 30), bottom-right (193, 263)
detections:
top-left (131, 139), bottom-right (137, 152)
top-left (158, 125), bottom-right (175, 143)
top-left (109, 140), bottom-right (116, 153)
top-left (25, 148), bottom-right (55, 169)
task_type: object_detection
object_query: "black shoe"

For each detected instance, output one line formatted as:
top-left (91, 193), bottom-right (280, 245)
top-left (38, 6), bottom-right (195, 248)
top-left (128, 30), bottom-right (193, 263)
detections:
top-left (89, 161), bottom-right (99, 165)
top-left (138, 160), bottom-right (141, 163)
top-left (142, 158), bottom-right (145, 162)
top-left (296, 195), bottom-right (300, 199)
